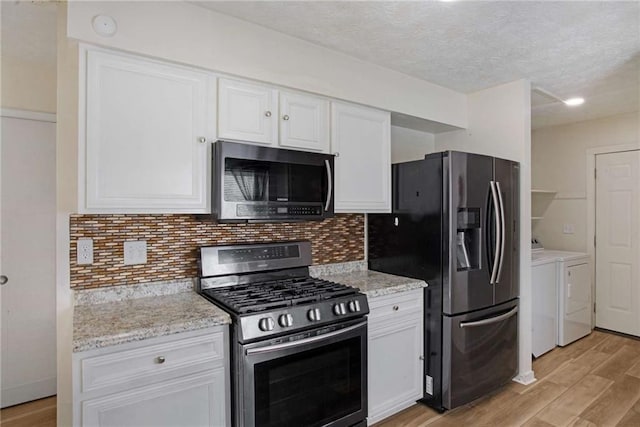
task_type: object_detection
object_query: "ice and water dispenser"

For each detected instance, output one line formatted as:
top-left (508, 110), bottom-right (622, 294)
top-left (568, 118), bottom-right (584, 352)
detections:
top-left (456, 208), bottom-right (481, 271)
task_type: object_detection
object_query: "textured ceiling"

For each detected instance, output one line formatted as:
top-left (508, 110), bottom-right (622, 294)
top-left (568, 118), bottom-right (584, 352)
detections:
top-left (1, 0), bottom-right (57, 65)
top-left (199, 1), bottom-right (640, 129)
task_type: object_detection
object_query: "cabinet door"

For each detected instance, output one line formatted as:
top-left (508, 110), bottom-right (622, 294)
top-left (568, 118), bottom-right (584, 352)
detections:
top-left (279, 91), bottom-right (329, 153)
top-left (218, 78), bottom-right (277, 145)
top-left (331, 102), bottom-right (391, 213)
top-left (82, 369), bottom-right (227, 427)
top-left (84, 49), bottom-right (214, 213)
top-left (368, 315), bottom-right (423, 425)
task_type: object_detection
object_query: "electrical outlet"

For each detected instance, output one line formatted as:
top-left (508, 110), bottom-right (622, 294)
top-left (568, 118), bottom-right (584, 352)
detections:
top-left (77, 238), bottom-right (94, 265)
top-left (563, 224), bottom-right (575, 234)
top-left (124, 240), bottom-right (147, 265)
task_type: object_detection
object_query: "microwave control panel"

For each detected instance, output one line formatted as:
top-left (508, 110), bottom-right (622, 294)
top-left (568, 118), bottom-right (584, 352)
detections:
top-left (237, 204), bottom-right (323, 217)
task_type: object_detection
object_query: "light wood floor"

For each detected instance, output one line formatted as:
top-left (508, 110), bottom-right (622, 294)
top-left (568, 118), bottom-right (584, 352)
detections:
top-left (0, 396), bottom-right (55, 427)
top-left (1, 331), bottom-right (638, 427)
top-left (375, 330), bottom-right (640, 427)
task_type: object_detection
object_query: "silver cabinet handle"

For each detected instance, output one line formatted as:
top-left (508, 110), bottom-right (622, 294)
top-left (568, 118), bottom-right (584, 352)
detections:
top-left (0, 275), bottom-right (7, 286)
top-left (393, 305), bottom-right (399, 311)
top-left (459, 306), bottom-right (518, 328)
top-left (264, 111), bottom-right (272, 117)
top-left (334, 152), bottom-right (340, 157)
top-left (495, 181), bottom-right (506, 284)
top-left (155, 356), bottom-right (166, 364)
top-left (282, 114), bottom-right (290, 121)
top-left (198, 137), bottom-right (206, 144)
top-left (324, 159), bottom-right (332, 212)
top-left (489, 181), bottom-right (501, 284)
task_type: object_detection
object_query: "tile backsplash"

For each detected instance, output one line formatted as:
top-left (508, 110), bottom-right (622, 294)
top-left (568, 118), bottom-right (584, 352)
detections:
top-left (70, 214), bottom-right (364, 290)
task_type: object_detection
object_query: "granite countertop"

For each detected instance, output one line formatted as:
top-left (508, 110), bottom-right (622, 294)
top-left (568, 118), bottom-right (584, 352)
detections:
top-left (73, 262), bottom-right (424, 352)
top-left (73, 291), bottom-right (230, 353)
top-left (314, 269), bottom-right (427, 298)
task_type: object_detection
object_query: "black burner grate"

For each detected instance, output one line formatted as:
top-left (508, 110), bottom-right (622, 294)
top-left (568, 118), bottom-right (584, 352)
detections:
top-left (202, 277), bottom-right (358, 314)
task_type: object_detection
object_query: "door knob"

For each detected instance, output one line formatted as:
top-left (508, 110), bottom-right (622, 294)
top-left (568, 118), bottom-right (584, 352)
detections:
top-left (0, 275), bottom-right (7, 285)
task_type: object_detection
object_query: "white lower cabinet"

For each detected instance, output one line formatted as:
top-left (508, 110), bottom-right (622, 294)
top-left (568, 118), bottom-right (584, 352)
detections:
top-left (82, 370), bottom-right (225, 427)
top-left (367, 289), bottom-right (424, 425)
top-left (73, 327), bottom-right (229, 427)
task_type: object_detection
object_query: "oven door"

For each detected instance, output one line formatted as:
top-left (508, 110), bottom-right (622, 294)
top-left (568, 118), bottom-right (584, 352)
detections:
top-left (238, 319), bottom-right (367, 427)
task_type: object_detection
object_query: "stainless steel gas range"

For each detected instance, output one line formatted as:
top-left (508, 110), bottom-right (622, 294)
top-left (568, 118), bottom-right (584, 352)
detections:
top-left (198, 241), bottom-right (369, 427)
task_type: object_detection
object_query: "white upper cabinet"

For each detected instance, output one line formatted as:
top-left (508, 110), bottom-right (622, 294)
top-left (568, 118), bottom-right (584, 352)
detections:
top-left (83, 49), bottom-right (215, 213)
top-left (331, 102), bottom-right (391, 213)
top-left (218, 78), bottom-right (278, 146)
top-left (279, 91), bottom-right (330, 152)
top-left (218, 78), bottom-right (330, 153)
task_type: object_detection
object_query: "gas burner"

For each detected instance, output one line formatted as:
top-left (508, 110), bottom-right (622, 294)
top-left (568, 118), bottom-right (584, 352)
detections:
top-left (201, 277), bottom-right (359, 314)
top-left (198, 241), bottom-right (369, 343)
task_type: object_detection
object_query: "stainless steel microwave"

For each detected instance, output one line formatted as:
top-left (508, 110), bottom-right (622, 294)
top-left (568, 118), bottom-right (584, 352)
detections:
top-left (212, 141), bottom-right (335, 222)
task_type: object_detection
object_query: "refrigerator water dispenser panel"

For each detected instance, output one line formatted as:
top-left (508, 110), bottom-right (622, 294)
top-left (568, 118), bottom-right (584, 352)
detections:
top-left (456, 208), bottom-right (481, 271)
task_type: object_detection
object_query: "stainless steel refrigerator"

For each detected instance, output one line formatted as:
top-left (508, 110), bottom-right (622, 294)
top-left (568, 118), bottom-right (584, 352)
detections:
top-left (368, 151), bottom-right (519, 411)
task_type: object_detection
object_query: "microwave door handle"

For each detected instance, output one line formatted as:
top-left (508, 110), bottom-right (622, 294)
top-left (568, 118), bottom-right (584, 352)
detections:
top-left (324, 159), bottom-right (332, 212)
top-left (489, 181), bottom-right (501, 285)
top-left (245, 320), bottom-right (364, 356)
top-left (495, 181), bottom-right (506, 284)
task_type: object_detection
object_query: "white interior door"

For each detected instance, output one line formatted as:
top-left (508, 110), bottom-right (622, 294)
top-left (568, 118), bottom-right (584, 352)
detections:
top-left (595, 150), bottom-right (640, 336)
top-left (1, 113), bottom-right (57, 407)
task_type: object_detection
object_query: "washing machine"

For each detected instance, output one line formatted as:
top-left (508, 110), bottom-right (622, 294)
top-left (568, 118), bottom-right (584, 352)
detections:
top-left (531, 250), bottom-right (558, 357)
top-left (531, 247), bottom-right (592, 353)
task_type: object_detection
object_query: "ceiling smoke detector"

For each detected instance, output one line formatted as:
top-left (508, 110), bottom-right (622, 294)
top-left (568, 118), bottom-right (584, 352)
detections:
top-left (92, 15), bottom-right (118, 37)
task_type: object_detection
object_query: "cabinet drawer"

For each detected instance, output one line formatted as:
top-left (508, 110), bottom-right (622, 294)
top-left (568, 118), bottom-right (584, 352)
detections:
top-left (81, 332), bottom-right (224, 394)
top-left (368, 290), bottom-right (423, 322)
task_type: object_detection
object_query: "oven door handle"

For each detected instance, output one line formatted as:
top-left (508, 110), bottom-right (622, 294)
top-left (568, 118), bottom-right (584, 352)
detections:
top-left (245, 320), bottom-right (364, 356)
top-left (324, 159), bottom-right (332, 212)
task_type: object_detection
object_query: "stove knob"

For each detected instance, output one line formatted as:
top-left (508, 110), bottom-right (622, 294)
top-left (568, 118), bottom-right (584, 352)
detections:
top-left (348, 300), bottom-right (361, 313)
top-left (307, 308), bottom-right (321, 322)
top-left (278, 313), bottom-right (293, 328)
top-left (258, 317), bottom-right (275, 332)
top-left (333, 302), bottom-right (347, 316)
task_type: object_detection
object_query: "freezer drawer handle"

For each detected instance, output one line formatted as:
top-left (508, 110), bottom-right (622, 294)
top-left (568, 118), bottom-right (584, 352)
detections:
top-left (459, 306), bottom-right (518, 328)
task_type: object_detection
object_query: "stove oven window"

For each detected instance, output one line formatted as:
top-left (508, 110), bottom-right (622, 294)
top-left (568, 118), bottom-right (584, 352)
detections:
top-left (253, 336), bottom-right (362, 427)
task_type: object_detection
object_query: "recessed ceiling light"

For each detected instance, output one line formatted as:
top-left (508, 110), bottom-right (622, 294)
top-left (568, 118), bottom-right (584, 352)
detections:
top-left (564, 97), bottom-right (585, 106)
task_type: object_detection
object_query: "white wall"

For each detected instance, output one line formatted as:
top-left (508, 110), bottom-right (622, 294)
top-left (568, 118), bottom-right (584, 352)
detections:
top-left (66, 1), bottom-right (467, 129)
top-left (56, 3), bottom-right (78, 425)
top-left (1, 56), bottom-right (56, 113)
top-left (390, 126), bottom-right (435, 164)
top-left (532, 112), bottom-right (639, 252)
top-left (436, 79), bottom-right (534, 384)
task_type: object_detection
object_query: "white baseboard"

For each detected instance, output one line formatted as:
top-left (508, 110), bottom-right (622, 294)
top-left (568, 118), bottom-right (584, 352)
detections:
top-left (512, 370), bottom-right (537, 385)
top-left (1, 377), bottom-right (56, 408)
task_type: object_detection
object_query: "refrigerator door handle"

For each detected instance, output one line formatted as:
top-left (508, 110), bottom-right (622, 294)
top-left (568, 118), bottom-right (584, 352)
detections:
top-left (459, 306), bottom-right (518, 328)
top-left (489, 181), bottom-right (501, 284)
top-left (495, 181), bottom-right (506, 284)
